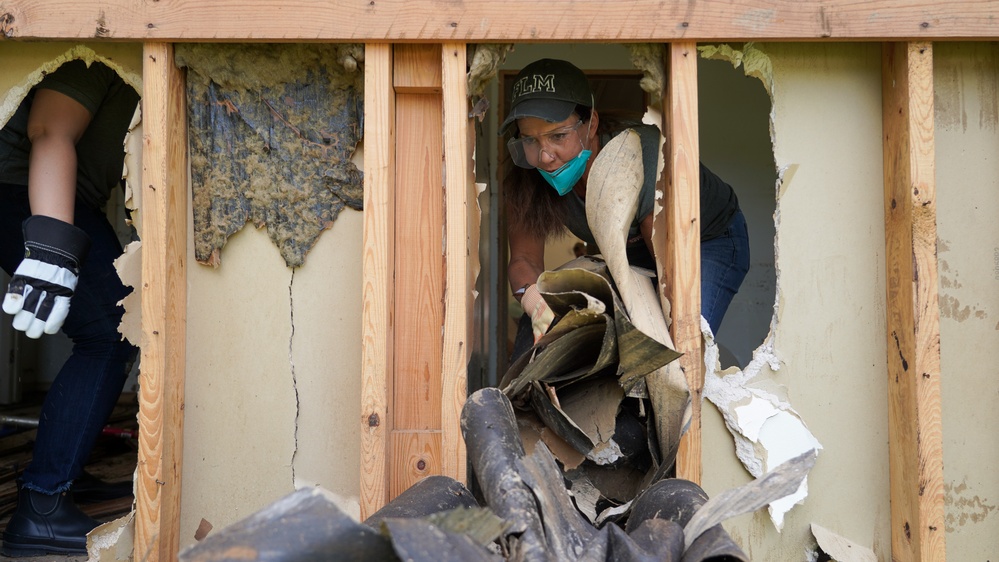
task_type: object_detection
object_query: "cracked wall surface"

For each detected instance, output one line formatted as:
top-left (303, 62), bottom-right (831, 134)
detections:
top-left (181, 209), bottom-right (365, 544)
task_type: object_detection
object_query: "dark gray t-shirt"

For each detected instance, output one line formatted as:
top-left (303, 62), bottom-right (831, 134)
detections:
top-left (0, 59), bottom-right (140, 211)
top-left (561, 124), bottom-right (739, 269)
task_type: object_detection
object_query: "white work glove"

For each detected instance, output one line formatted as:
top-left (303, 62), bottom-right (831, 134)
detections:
top-left (521, 284), bottom-right (555, 343)
top-left (3, 215), bottom-right (91, 339)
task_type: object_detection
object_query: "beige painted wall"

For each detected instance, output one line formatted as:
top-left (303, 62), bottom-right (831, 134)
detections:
top-left (933, 42), bottom-right (999, 560)
top-left (181, 210), bottom-right (364, 542)
top-left (701, 42), bottom-right (893, 560)
top-left (700, 42), bottom-right (999, 561)
top-left (3, 41), bottom-right (996, 559)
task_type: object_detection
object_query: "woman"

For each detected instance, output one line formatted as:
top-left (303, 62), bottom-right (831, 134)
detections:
top-left (503, 58), bottom-right (750, 358)
top-left (0, 58), bottom-right (139, 557)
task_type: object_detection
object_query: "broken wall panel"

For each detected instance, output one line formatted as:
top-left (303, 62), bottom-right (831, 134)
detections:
top-left (176, 43), bottom-right (364, 268)
top-left (700, 42), bottom-right (891, 560)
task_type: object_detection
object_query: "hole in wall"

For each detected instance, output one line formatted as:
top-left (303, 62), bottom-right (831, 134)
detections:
top-left (0, 51), bottom-right (141, 530)
top-left (476, 43), bottom-right (777, 381)
top-left (697, 54), bottom-right (777, 367)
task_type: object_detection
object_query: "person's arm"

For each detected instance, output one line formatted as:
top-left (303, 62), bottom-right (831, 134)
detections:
top-left (26, 88), bottom-right (93, 223)
top-left (2, 88), bottom-right (94, 338)
top-left (507, 223), bottom-right (546, 302)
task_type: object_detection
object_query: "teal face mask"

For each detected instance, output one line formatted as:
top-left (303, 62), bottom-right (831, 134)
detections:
top-left (538, 149), bottom-right (592, 196)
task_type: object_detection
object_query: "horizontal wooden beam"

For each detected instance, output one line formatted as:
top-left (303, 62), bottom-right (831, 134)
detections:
top-left (2, 0), bottom-right (997, 41)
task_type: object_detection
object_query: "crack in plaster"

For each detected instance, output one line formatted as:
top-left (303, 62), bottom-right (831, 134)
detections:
top-left (289, 270), bottom-right (300, 486)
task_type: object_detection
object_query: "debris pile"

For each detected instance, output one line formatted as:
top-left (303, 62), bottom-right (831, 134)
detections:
top-left (179, 384), bottom-right (814, 561)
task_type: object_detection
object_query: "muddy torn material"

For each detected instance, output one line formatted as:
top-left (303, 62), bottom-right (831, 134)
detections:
top-left (363, 475), bottom-right (479, 529)
top-left (461, 388), bottom-right (550, 562)
top-left (627, 479), bottom-right (748, 562)
top-left (178, 390), bottom-right (821, 561)
top-left (178, 487), bottom-right (396, 562)
top-left (585, 128), bottom-right (691, 473)
top-left (498, 255), bottom-right (684, 523)
top-left (176, 43), bottom-right (364, 268)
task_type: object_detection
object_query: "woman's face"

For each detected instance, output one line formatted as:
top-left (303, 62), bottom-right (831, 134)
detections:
top-left (512, 114), bottom-right (588, 172)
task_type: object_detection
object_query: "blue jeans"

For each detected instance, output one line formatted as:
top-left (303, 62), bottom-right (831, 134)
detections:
top-left (510, 209), bottom-right (750, 362)
top-left (701, 209), bottom-right (750, 335)
top-left (0, 184), bottom-right (137, 494)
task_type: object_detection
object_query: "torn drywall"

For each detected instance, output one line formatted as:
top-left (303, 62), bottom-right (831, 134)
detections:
top-left (702, 320), bottom-right (822, 531)
top-left (87, 512), bottom-right (135, 562)
top-left (175, 43), bottom-right (365, 268)
top-left (626, 44), bottom-right (666, 104)
top-left (115, 105), bottom-right (144, 345)
top-left (699, 43), bottom-right (775, 98)
top-left (114, 241), bottom-right (142, 346)
top-left (690, 43), bottom-right (822, 532)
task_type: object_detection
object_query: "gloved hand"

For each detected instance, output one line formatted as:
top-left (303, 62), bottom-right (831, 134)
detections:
top-left (3, 215), bottom-right (91, 339)
top-left (521, 283), bottom-right (555, 343)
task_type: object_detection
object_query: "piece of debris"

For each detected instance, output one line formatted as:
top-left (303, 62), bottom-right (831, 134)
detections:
top-left (194, 518), bottom-right (213, 541)
top-left (810, 523), bottom-right (877, 562)
top-left (178, 486), bottom-right (397, 562)
top-left (179, 387), bottom-right (814, 561)
top-left (87, 513), bottom-right (135, 562)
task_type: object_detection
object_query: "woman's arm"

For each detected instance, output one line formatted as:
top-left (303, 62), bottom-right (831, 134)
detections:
top-left (507, 223), bottom-right (547, 301)
top-left (26, 88), bottom-right (93, 224)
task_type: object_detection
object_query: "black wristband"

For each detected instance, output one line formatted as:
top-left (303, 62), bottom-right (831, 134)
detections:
top-left (21, 215), bottom-right (92, 271)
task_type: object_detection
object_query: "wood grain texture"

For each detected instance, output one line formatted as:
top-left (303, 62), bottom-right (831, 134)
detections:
top-left (393, 91), bottom-right (443, 430)
top-left (389, 430), bottom-right (442, 499)
top-left (3, 1), bottom-right (998, 40)
top-left (138, 42), bottom-right (187, 562)
top-left (359, 43), bottom-right (394, 520)
top-left (658, 42), bottom-right (703, 484)
top-left (394, 44), bottom-right (442, 93)
top-left (440, 42), bottom-right (469, 486)
top-left (881, 41), bottom-right (945, 562)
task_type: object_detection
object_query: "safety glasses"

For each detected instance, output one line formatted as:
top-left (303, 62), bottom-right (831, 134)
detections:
top-left (507, 120), bottom-right (586, 169)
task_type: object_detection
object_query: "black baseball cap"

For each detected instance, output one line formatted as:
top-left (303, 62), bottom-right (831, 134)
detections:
top-left (500, 58), bottom-right (593, 135)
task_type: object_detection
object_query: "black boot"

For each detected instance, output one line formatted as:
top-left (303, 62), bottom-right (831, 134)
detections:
top-left (71, 470), bottom-right (134, 504)
top-left (1, 486), bottom-right (99, 556)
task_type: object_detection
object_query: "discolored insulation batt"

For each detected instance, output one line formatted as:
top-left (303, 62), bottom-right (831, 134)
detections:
top-left (176, 43), bottom-right (364, 267)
